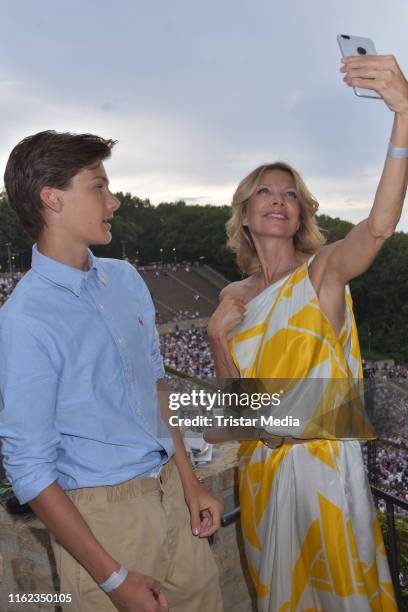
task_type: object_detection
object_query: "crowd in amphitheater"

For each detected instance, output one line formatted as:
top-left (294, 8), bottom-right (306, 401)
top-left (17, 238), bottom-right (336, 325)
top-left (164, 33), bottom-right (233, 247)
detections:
top-left (160, 327), bottom-right (215, 377)
top-left (364, 360), bottom-right (408, 381)
top-left (368, 384), bottom-right (408, 445)
top-left (156, 309), bottom-right (202, 324)
top-left (365, 444), bottom-right (408, 507)
top-left (0, 273), bottom-right (22, 306)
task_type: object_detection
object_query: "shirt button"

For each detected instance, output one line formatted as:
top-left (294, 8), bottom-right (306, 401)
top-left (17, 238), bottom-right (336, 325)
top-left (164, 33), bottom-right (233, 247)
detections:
top-left (135, 407), bottom-right (142, 416)
top-left (117, 336), bottom-right (124, 345)
top-left (126, 371), bottom-right (133, 382)
top-left (98, 303), bottom-right (105, 311)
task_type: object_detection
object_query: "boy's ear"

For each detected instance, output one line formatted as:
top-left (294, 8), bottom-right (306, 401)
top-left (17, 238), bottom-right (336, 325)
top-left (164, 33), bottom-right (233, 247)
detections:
top-left (40, 187), bottom-right (64, 213)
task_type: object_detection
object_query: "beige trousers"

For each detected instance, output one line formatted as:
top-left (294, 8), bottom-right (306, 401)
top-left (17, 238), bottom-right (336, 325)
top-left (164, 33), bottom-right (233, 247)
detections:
top-left (50, 458), bottom-right (223, 611)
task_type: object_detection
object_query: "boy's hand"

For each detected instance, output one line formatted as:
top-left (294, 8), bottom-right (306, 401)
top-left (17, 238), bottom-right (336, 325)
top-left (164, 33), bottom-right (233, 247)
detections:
top-left (108, 570), bottom-right (169, 612)
top-left (183, 480), bottom-right (224, 537)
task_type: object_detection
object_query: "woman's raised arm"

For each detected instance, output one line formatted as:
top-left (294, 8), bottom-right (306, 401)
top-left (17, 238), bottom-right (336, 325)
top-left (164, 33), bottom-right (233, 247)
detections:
top-left (326, 55), bottom-right (408, 284)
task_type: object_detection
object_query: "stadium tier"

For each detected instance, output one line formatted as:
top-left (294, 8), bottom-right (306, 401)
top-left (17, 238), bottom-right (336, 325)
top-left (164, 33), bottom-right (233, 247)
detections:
top-left (139, 263), bottom-right (228, 323)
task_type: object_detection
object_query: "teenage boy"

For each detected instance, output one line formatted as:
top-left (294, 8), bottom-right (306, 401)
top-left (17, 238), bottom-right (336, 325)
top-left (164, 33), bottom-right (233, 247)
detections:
top-left (0, 131), bottom-right (223, 612)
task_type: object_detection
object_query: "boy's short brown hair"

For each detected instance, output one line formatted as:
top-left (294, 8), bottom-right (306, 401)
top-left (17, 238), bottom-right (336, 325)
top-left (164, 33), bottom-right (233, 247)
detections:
top-left (4, 130), bottom-right (116, 239)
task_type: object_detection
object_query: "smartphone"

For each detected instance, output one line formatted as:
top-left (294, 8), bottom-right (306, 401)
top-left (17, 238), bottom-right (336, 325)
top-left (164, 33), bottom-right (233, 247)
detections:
top-left (337, 34), bottom-right (382, 99)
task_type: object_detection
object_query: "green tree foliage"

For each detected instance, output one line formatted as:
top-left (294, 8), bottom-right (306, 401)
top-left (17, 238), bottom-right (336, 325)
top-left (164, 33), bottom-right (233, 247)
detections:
top-left (1, 191), bottom-right (408, 360)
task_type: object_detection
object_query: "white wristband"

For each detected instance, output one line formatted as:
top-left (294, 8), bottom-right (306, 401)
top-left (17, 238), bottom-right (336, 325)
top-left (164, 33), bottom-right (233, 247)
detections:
top-left (388, 142), bottom-right (408, 158)
top-left (99, 565), bottom-right (128, 593)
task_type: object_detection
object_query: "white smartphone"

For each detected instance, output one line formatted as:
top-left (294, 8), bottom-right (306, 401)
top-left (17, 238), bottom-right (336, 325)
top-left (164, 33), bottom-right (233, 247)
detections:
top-left (337, 34), bottom-right (382, 99)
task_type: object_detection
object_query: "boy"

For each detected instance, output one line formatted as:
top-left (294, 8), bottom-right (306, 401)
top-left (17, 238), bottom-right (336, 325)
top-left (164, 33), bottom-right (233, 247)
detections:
top-left (0, 131), bottom-right (223, 612)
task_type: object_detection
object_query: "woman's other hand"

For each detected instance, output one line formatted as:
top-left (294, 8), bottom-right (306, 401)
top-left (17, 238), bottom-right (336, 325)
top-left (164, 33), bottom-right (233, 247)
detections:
top-left (208, 294), bottom-right (246, 339)
top-left (341, 55), bottom-right (408, 116)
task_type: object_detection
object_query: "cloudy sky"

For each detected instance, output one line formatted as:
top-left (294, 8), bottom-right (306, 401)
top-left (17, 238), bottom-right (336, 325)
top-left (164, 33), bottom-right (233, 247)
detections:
top-left (1, 0), bottom-right (408, 229)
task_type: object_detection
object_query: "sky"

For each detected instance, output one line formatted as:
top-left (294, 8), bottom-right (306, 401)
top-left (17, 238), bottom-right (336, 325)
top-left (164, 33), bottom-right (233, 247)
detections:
top-left (1, 0), bottom-right (408, 229)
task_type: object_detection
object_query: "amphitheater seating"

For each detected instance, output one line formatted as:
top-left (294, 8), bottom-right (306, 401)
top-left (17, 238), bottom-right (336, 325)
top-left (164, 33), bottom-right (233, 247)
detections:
top-left (139, 264), bottom-right (228, 322)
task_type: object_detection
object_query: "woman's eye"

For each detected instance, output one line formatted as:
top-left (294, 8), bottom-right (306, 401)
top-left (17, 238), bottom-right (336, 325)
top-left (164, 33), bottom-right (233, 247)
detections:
top-left (286, 191), bottom-right (297, 199)
top-left (257, 187), bottom-right (270, 195)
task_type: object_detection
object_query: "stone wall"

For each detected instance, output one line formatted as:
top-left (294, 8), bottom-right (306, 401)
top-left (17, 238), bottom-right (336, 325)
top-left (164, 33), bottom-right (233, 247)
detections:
top-left (0, 442), bottom-right (256, 612)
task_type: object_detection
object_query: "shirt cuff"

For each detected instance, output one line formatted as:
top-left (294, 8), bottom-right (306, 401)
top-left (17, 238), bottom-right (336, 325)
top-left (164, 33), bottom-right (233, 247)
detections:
top-left (12, 472), bottom-right (59, 505)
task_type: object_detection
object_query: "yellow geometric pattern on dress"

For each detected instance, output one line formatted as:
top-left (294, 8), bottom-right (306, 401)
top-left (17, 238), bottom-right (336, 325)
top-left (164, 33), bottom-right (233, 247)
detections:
top-left (238, 442), bottom-right (290, 552)
top-left (232, 261), bottom-right (374, 440)
top-left (246, 557), bottom-right (270, 599)
top-left (278, 495), bottom-right (397, 611)
top-left (229, 259), bottom-right (396, 610)
top-left (306, 440), bottom-right (340, 470)
top-left (230, 263), bottom-right (362, 381)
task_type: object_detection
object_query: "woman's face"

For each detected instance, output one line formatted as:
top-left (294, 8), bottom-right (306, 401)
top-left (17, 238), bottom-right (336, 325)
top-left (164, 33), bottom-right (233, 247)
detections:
top-left (242, 169), bottom-right (301, 240)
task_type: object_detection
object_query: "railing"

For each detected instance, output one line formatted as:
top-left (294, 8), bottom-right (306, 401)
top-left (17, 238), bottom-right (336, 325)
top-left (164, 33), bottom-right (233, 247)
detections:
top-left (371, 486), bottom-right (408, 610)
top-left (221, 489), bottom-right (408, 611)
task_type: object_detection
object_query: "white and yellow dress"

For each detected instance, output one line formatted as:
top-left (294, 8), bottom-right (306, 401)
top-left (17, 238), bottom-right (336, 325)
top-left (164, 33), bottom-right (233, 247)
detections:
top-left (228, 259), bottom-right (397, 612)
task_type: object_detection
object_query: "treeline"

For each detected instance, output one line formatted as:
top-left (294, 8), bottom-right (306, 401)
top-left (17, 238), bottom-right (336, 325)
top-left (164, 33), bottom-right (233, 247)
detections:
top-left (1, 191), bottom-right (408, 361)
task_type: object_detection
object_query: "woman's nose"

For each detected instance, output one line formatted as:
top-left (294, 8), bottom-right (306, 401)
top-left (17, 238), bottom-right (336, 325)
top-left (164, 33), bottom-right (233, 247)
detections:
top-left (271, 193), bottom-right (284, 206)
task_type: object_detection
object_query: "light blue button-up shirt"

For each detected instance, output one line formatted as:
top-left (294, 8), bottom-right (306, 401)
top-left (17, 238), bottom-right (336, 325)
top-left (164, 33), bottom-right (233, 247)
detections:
top-left (0, 245), bottom-right (174, 504)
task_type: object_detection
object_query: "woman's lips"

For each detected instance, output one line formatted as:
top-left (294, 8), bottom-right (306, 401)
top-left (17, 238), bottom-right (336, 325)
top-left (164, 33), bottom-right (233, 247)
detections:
top-left (263, 213), bottom-right (288, 219)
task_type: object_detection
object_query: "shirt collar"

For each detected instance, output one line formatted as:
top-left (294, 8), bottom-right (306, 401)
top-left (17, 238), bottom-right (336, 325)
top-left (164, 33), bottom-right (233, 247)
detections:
top-left (31, 244), bottom-right (108, 297)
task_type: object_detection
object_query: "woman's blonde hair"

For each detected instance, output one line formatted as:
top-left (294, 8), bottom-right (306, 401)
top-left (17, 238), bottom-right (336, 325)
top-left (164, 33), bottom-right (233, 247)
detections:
top-left (226, 161), bottom-right (326, 275)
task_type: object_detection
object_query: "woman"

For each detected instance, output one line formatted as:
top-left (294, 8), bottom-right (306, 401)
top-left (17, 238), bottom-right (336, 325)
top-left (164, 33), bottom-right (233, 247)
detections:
top-left (208, 55), bottom-right (408, 611)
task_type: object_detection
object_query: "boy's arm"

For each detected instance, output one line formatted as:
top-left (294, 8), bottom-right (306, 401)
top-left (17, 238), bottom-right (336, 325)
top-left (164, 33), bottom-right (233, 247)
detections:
top-left (0, 316), bottom-right (61, 503)
top-left (29, 484), bottom-right (168, 611)
top-left (30, 482), bottom-right (121, 581)
top-left (0, 317), bottom-right (168, 611)
top-left (157, 378), bottom-right (223, 537)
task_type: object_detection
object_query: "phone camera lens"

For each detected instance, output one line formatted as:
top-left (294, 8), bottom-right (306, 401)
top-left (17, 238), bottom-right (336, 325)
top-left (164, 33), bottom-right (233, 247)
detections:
top-left (357, 47), bottom-right (367, 55)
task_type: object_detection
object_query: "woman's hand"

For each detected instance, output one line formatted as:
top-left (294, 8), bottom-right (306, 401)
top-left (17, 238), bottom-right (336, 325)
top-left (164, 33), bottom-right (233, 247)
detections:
top-left (341, 55), bottom-right (408, 116)
top-left (208, 294), bottom-right (246, 340)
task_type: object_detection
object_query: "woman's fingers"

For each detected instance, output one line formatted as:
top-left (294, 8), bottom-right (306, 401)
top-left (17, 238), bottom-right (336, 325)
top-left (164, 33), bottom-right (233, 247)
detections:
top-left (342, 68), bottom-right (392, 82)
top-left (340, 55), bottom-right (400, 84)
top-left (341, 65), bottom-right (391, 93)
top-left (210, 294), bottom-right (247, 336)
top-left (222, 295), bottom-right (246, 316)
top-left (341, 54), bottom-right (399, 72)
top-left (340, 54), bottom-right (408, 113)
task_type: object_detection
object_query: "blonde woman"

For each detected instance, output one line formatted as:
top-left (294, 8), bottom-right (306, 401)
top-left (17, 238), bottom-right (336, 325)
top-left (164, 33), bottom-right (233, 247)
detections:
top-left (208, 55), bottom-right (408, 611)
